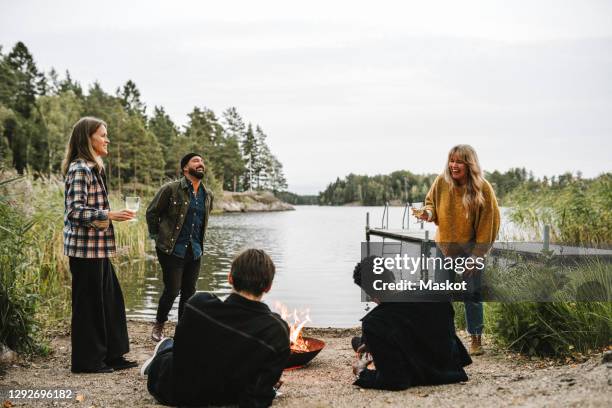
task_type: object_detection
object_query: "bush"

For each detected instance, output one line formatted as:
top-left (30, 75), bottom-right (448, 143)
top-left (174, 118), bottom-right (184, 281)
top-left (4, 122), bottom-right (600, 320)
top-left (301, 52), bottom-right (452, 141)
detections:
top-left (485, 257), bottom-right (611, 356)
top-left (491, 301), bottom-right (611, 357)
top-left (0, 176), bottom-right (43, 354)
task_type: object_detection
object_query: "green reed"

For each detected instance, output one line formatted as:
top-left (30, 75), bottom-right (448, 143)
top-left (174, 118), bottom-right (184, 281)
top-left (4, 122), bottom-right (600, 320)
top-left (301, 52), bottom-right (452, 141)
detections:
top-left (507, 173), bottom-right (611, 247)
top-left (486, 258), bottom-right (611, 357)
top-left (0, 173), bottom-right (154, 355)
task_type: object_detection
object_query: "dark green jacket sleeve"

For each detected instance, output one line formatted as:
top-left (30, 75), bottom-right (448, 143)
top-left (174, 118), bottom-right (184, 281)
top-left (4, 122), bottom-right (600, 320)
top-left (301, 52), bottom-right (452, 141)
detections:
top-left (146, 184), bottom-right (172, 239)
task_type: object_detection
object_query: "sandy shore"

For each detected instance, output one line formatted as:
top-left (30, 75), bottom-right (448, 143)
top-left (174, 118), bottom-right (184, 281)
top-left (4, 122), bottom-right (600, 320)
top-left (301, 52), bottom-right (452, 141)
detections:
top-left (1, 321), bottom-right (610, 407)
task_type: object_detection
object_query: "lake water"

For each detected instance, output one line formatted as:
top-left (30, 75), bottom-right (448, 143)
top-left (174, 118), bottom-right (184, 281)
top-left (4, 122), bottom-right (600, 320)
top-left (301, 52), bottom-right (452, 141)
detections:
top-left (119, 205), bottom-right (522, 327)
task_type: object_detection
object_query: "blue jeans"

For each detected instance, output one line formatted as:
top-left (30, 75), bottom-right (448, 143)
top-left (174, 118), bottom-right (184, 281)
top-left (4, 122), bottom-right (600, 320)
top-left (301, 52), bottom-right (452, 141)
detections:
top-left (463, 274), bottom-right (484, 335)
top-left (434, 247), bottom-right (484, 335)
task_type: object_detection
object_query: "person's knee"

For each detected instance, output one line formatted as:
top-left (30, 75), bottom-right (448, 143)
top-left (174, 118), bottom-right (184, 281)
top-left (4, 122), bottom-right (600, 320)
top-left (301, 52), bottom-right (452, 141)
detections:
top-left (464, 300), bottom-right (482, 311)
top-left (193, 291), bottom-right (214, 301)
top-left (163, 287), bottom-right (181, 299)
top-left (181, 288), bottom-right (196, 300)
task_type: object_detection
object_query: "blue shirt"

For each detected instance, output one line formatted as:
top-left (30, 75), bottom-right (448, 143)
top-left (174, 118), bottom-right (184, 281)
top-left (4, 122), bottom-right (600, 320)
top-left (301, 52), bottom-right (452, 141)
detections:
top-left (173, 183), bottom-right (206, 259)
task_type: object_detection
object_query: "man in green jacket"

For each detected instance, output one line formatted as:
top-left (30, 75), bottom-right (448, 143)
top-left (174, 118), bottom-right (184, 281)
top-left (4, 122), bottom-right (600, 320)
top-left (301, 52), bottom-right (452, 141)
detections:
top-left (146, 153), bottom-right (214, 341)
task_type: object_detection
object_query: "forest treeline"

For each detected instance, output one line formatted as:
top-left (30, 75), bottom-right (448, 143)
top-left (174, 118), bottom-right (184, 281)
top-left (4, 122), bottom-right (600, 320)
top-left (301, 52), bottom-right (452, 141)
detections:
top-left (317, 167), bottom-right (606, 206)
top-left (0, 41), bottom-right (287, 193)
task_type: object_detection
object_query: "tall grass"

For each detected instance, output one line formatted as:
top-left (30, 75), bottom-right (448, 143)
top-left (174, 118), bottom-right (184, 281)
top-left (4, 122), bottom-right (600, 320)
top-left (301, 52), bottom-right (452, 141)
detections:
top-left (491, 302), bottom-right (611, 357)
top-left (491, 259), bottom-right (611, 356)
top-left (0, 176), bottom-right (46, 354)
top-left (0, 172), bottom-right (152, 355)
top-left (453, 257), bottom-right (611, 357)
top-left (485, 174), bottom-right (612, 357)
top-left (507, 173), bottom-right (611, 247)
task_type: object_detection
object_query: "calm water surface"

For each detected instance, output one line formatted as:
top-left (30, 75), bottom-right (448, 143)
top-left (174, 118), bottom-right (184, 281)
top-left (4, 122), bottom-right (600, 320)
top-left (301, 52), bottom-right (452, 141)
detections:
top-left (118, 206), bottom-right (520, 327)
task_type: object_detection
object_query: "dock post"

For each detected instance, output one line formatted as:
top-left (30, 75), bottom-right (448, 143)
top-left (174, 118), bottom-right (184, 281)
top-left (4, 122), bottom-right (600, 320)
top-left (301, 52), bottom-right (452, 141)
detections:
top-left (422, 230), bottom-right (430, 281)
top-left (366, 212), bottom-right (370, 257)
top-left (543, 225), bottom-right (550, 252)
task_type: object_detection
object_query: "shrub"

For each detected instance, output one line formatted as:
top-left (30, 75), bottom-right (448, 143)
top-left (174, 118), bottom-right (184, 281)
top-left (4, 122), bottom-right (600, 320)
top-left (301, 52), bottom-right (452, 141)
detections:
top-left (0, 176), bottom-right (43, 354)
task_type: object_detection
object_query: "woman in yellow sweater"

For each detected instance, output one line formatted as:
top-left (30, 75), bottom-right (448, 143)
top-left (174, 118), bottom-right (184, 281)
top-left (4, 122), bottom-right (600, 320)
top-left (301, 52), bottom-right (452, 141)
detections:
top-left (418, 144), bottom-right (500, 355)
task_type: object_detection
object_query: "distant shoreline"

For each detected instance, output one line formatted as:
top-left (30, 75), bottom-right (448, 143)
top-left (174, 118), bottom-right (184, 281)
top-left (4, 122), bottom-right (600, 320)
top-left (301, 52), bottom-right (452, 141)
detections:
top-left (215, 191), bottom-right (295, 213)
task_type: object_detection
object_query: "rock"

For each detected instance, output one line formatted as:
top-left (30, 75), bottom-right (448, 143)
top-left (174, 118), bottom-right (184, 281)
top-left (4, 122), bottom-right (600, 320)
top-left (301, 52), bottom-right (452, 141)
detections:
top-left (560, 377), bottom-right (577, 386)
top-left (0, 344), bottom-right (17, 366)
top-left (216, 191), bottom-right (294, 213)
top-left (601, 350), bottom-right (612, 364)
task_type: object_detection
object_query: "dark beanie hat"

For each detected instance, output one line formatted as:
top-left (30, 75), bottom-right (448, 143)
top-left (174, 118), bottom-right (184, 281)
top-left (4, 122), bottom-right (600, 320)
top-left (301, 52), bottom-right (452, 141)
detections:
top-left (180, 153), bottom-right (202, 170)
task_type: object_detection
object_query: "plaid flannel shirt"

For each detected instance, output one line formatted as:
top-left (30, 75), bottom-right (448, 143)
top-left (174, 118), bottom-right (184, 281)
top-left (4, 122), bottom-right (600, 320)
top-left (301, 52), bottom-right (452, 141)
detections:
top-left (63, 159), bottom-right (116, 258)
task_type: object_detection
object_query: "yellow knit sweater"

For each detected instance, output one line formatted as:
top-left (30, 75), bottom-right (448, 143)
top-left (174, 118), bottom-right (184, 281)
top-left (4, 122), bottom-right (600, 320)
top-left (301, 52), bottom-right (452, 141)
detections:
top-left (424, 175), bottom-right (500, 256)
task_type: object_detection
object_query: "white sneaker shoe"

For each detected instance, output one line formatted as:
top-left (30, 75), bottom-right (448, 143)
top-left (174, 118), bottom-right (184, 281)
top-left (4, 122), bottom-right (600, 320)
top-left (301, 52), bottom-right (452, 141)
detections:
top-left (140, 337), bottom-right (173, 376)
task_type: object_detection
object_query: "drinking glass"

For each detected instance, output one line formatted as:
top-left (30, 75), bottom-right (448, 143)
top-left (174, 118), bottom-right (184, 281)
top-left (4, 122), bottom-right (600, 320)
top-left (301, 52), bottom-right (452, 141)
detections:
top-left (411, 202), bottom-right (425, 224)
top-left (125, 196), bottom-right (140, 222)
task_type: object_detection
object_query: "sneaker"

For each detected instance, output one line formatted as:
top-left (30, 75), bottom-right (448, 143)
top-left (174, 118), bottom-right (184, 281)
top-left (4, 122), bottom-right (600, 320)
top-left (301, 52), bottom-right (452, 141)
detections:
top-left (141, 337), bottom-right (173, 376)
top-left (469, 335), bottom-right (484, 356)
top-left (151, 321), bottom-right (164, 342)
top-left (106, 357), bottom-right (138, 371)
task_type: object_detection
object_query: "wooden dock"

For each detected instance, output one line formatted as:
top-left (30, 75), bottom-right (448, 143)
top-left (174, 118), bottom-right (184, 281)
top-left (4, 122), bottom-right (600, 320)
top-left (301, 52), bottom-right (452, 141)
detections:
top-left (366, 227), bottom-right (612, 260)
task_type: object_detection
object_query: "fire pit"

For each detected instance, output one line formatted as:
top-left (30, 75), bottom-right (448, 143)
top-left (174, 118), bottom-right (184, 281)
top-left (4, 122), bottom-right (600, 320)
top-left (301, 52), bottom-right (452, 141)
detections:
top-left (273, 302), bottom-right (325, 369)
top-left (285, 336), bottom-right (325, 370)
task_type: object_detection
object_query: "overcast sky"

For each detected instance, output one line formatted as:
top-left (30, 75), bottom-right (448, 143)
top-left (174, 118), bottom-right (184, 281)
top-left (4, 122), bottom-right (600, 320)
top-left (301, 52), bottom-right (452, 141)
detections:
top-left (1, 0), bottom-right (611, 194)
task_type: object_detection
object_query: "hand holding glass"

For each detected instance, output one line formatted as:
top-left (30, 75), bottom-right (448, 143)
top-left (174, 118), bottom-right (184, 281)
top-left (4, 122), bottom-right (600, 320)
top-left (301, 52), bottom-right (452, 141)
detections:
top-left (411, 206), bottom-right (427, 223)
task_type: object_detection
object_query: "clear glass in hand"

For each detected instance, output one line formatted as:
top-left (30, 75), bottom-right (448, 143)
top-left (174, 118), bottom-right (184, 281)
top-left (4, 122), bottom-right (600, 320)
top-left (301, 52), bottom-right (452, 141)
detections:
top-left (411, 206), bottom-right (426, 224)
top-left (125, 196), bottom-right (140, 222)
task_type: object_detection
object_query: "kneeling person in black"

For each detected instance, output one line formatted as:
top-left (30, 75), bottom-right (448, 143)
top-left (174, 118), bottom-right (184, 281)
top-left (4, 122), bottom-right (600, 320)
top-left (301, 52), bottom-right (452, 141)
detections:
top-left (352, 256), bottom-right (472, 390)
top-left (143, 249), bottom-right (290, 407)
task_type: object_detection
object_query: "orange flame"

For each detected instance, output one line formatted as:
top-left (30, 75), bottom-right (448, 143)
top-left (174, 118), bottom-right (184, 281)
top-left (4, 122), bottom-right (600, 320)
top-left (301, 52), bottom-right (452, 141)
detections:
top-left (273, 301), bottom-right (311, 352)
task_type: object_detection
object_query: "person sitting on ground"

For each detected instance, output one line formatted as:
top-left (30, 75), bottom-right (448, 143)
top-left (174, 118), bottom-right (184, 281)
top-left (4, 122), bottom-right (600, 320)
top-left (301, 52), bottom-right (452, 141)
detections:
top-left (142, 249), bottom-right (290, 407)
top-left (351, 256), bottom-right (472, 390)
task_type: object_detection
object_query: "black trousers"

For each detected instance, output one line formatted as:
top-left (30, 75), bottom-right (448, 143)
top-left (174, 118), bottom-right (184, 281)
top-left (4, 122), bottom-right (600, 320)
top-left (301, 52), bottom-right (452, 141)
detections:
top-left (155, 247), bottom-right (201, 324)
top-left (69, 257), bottom-right (130, 371)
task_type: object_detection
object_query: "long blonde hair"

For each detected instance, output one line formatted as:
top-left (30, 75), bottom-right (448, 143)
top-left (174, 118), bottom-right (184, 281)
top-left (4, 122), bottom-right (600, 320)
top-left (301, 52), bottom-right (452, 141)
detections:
top-left (443, 144), bottom-right (485, 215)
top-left (61, 117), bottom-right (106, 176)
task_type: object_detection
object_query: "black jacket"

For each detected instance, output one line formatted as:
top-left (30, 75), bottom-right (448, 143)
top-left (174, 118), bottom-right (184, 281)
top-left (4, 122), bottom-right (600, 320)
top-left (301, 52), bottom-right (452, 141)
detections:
top-left (354, 301), bottom-right (471, 390)
top-left (148, 293), bottom-right (290, 407)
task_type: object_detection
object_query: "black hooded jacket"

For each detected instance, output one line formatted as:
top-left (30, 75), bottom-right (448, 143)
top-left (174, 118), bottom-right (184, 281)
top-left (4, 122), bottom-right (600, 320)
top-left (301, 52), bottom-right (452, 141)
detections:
top-left (354, 301), bottom-right (472, 390)
top-left (352, 256), bottom-right (471, 390)
top-left (148, 292), bottom-right (290, 407)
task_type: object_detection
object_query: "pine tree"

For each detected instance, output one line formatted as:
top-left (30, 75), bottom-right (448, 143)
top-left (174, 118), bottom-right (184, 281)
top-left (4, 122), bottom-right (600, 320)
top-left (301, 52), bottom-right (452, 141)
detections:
top-left (217, 133), bottom-right (245, 191)
top-left (241, 123), bottom-right (257, 191)
top-left (117, 80), bottom-right (146, 120)
top-left (4, 42), bottom-right (46, 118)
top-left (58, 70), bottom-right (84, 99)
top-left (0, 42), bottom-right (47, 172)
top-left (36, 91), bottom-right (83, 174)
top-left (268, 155), bottom-right (288, 192)
top-left (254, 125), bottom-right (270, 189)
top-left (222, 107), bottom-right (246, 141)
top-left (149, 106), bottom-right (179, 177)
top-left (222, 107), bottom-right (248, 191)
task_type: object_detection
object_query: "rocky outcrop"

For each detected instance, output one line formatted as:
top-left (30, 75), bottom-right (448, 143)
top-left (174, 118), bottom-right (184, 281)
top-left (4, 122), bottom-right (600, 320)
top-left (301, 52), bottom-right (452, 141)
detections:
top-left (215, 191), bottom-right (294, 213)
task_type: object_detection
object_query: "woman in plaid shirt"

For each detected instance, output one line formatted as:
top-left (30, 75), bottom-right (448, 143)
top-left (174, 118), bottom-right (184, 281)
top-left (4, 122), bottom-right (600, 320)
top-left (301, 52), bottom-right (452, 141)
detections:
top-left (62, 117), bottom-right (137, 374)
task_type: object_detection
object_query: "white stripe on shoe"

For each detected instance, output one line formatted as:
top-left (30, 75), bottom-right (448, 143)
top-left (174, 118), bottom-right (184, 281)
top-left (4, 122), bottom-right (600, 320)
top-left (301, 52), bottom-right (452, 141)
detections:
top-left (140, 337), bottom-right (172, 376)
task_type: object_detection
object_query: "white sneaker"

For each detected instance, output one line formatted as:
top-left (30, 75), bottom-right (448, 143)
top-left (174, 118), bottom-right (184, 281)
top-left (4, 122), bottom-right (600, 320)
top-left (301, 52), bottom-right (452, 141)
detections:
top-left (140, 337), bottom-right (173, 376)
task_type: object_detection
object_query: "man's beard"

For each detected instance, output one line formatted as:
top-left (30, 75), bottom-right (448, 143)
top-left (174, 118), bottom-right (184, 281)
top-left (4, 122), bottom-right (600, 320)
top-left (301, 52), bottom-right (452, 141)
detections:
top-left (189, 168), bottom-right (205, 179)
